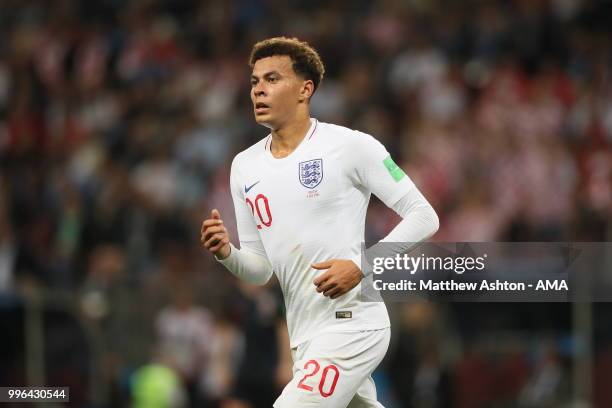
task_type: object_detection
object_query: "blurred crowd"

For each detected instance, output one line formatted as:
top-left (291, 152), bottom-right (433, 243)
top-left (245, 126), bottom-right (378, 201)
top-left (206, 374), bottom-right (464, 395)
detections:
top-left (0, 0), bottom-right (611, 407)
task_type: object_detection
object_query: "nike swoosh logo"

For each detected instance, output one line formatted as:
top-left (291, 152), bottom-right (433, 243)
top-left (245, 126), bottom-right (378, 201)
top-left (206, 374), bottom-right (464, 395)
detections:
top-left (244, 181), bottom-right (260, 193)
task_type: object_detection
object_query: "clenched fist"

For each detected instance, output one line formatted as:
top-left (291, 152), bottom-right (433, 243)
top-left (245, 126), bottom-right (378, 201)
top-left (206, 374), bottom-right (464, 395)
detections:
top-left (201, 209), bottom-right (231, 259)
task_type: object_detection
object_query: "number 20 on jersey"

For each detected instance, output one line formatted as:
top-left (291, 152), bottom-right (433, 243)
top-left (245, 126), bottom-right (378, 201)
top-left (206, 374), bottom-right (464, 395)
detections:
top-left (246, 194), bottom-right (272, 229)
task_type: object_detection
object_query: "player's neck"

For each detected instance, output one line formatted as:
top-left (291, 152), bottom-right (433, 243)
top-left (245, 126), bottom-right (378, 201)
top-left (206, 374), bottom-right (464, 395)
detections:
top-left (270, 114), bottom-right (312, 159)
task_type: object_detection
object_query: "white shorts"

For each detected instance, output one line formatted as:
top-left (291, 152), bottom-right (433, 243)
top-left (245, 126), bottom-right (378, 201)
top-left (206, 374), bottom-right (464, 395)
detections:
top-left (273, 328), bottom-right (390, 408)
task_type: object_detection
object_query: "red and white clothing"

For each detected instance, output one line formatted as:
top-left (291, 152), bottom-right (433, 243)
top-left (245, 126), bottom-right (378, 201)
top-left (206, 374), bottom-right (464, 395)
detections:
top-left (218, 118), bottom-right (438, 407)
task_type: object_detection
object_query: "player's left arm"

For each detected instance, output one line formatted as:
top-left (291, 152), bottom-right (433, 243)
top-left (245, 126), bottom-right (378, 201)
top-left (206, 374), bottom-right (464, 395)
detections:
top-left (313, 132), bottom-right (439, 299)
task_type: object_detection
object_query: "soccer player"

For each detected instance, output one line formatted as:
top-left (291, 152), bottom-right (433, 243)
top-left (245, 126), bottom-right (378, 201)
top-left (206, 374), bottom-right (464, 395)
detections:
top-left (201, 37), bottom-right (439, 408)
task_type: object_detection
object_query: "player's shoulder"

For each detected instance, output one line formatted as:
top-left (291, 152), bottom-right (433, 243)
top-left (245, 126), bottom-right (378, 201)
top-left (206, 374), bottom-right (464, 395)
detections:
top-left (232, 135), bottom-right (269, 168)
top-left (317, 120), bottom-right (380, 149)
top-left (318, 120), bottom-right (356, 141)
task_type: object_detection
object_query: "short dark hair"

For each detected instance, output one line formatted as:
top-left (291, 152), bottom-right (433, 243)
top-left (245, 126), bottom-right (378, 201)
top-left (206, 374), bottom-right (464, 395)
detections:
top-left (249, 37), bottom-right (325, 91)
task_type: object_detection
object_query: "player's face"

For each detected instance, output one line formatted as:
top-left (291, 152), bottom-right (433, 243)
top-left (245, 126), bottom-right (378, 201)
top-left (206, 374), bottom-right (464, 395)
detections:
top-left (250, 55), bottom-right (307, 129)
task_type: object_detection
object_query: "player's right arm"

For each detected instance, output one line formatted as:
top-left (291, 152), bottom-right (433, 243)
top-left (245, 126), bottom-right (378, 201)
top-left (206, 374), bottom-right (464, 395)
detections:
top-left (200, 158), bottom-right (273, 285)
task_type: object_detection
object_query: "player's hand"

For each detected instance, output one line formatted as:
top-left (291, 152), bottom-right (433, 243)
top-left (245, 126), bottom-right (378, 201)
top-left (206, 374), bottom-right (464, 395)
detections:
top-left (201, 209), bottom-right (231, 260)
top-left (312, 259), bottom-right (364, 299)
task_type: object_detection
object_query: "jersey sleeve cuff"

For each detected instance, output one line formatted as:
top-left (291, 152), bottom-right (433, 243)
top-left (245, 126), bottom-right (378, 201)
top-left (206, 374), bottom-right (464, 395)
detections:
top-left (349, 252), bottom-right (373, 278)
top-left (215, 242), bottom-right (237, 265)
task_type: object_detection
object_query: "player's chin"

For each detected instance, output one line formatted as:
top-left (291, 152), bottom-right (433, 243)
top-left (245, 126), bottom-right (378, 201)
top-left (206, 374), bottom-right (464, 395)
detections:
top-left (254, 113), bottom-right (274, 127)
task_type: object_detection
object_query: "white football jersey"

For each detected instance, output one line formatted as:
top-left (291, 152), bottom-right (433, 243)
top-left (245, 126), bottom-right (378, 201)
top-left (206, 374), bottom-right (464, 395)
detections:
top-left (229, 118), bottom-right (416, 347)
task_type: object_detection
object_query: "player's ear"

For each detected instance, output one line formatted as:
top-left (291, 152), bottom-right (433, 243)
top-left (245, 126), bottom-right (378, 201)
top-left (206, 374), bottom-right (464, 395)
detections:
top-left (299, 80), bottom-right (314, 103)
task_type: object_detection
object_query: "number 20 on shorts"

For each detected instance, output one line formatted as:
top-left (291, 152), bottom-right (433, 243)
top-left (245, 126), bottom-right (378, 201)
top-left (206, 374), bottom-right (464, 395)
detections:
top-left (297, 359), bottom-right (340, 397)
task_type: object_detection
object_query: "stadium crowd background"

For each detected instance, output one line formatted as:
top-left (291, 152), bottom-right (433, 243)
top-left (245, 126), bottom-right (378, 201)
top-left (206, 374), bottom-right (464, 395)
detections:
top-left (0, 0), bottom-right (610, 406)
